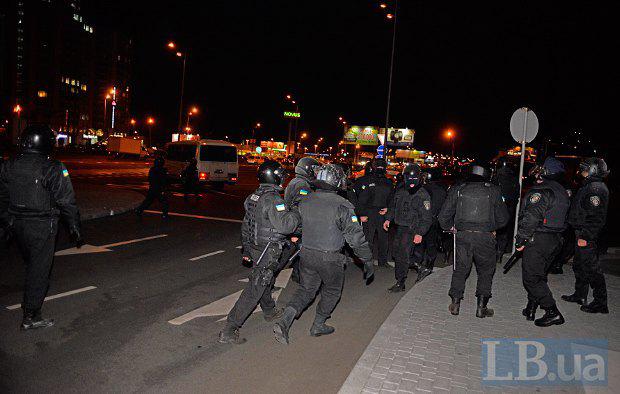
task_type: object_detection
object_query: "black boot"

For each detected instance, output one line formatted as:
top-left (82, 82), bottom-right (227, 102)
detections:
top-left (580, 300), bottom-right (609, 314)
top-left (561, 293), bottom-right (587, 305)
top-left (522, 300), bottom-right (538, 321)
top-left (535, 305), bottom-right (565, 327)
top-left (218, 322), bottom-right (247, 344)
top-left (476, 296), bottom-right (494, 318)
top-left (388, 282), bottom-right (406, 293)
top-left (448, 296), bottom-right (461, 316)
top-left (273, 306), bottom-right (296, 345)
top-left (21, 309), bottom-right (54, 330)
top-left (415, 267), bottom-right (433, 283)
top-left (263, 307), bottom-right (284, 322)
top-left (309, 315), bottom-right (335, 337)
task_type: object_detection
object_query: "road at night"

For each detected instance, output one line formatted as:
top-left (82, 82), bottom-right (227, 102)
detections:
top-left (0, 157), bottom-right (406, 393)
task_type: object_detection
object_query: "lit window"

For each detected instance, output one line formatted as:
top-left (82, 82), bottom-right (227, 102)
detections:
top-left (81, 85), bottom-right (87, 91)
top-left (71, 79), bottom-right (75, 86)
top-left (37, 90), bottom-right (48, 98)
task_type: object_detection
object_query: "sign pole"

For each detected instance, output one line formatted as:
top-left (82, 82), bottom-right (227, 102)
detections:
top-left (511, 108), bottom-right (529, 254)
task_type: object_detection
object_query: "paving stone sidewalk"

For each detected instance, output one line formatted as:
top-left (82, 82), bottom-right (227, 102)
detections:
top-left (340, 254), bottom-right (620, 394)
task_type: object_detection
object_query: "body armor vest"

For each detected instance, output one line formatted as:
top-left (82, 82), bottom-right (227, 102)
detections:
top-left (532, 180), bottom-right (569, 232)
top-left (7, 155), bottom-right (53, 216)
top-left (243, 186), bottom-right (286, 247)
top-left (455, 183), bottom-right (494, 231)
top-left (299, 192), bottom-right (346, 252)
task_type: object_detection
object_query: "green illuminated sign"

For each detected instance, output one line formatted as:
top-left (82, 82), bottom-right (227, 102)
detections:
top-left (283, 111), bottom-right (301, 118)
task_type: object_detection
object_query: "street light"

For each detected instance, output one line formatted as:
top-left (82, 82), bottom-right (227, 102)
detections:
top-left (379, 0), bottom-right (399, 144)
top-left (147, 117), bottom-right (155, 148)
top-left (186, 106), bottom-right (199, 130)
top-left (444, 129), bottom-right (456, 161)
top-left (167, 41), bottom-right (188, 133)
top-left (13, 104), bottom-right (22, 134)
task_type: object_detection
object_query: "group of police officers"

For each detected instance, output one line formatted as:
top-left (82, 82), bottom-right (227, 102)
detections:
top-left (0, 125), bottom-right (611, 342)
top-left (221, 151), bottom-right (611, 344)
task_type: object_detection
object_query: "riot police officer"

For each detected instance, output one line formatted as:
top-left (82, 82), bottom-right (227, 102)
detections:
top-left (350, 161), bottom-right (373, 214)
top-left (384, 163), bottom-right (433, 292)
top-left (516, 157), bottom-right (570, 327)
top-left (284, 157), bottom-right (320, 283)
top-left (219, 161), bottom-right (300, 344)
top-left (358, 158), bottom-right (393, 267)
top-left (439, 164), bottom-right (508, 318)
top-left (492, 157), bottom-right (520, 262)
top-left (273, 164), bottom-right (374, 345)
top-left (135, 156), bottom-right (169, 218)
top-left (182, 157), bottom-right (200, 201)
top-left (0, 124), bottom-right (82, 330)
top-left (562, 158), bottom-right (610, 314)
top-left (412, 167), bottom-right (447, 282)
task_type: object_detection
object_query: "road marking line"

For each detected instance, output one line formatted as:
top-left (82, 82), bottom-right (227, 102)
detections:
top-left (189, 250), bottom-right (226, 261)
top-left (6, 286), bottom-right (97, 310)
top-left (144, 210), bottom-right (243, 223)
top-left (56, 234), bottom-right (168, 256)
top-left (169, 268), bottom-right (292, 325)
top-left (102, 234), bottom-right (168, 248)
top-left (235, 245), bottom-right (242, 249)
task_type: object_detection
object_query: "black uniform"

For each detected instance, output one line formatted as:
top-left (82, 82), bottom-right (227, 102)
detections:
top-left (516, 180), bottom-right (570, 309)
top-left (492, 165), bottom-right (520, 260)
top-left (358, 174), bottom-right (393, 266)
top-left (386, 185), bottom-right (433, 284)
top-left (567, 178), bottom-right (609, 306)
top-left (286, 189), bottom-right (372, 321)
top-left (283, 175), bottom-right (313, 281)
top-left (439, 182), bottom-right (509, 301)
top-left (182, 161), bottom-right (199, 200)
top-left (411, 181), bottom-right (447, 273)
top-left (0, 153), bottom-right (80, 315)
top-left (226, 184), bottom-right (300, 328)
top-left (136, 161), bottom-right (169, 216)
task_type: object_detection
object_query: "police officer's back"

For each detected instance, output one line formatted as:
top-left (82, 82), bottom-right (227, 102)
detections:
top-left (274, 164), bottom-right (374, 345)
top-left (439, 164), bottom-right (508, 318)
top-left (516, 157), bottom-right (570, 327)
top-left (562, 157), bottom-right (610, 314)
top-left (284, 156), bottom-right (318, 207)
top-left (0, 124), bottom-right (81, 330)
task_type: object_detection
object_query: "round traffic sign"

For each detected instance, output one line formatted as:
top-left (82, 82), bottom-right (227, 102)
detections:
top-left (377, 144), bottom-right (385, 158)
top-left (510, 107), bottom-right (539, 143)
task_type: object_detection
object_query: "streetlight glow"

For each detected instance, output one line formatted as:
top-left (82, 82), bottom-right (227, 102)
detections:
top-left (380, 3), bottom-right (387, 9)
top-left (386, 13), bottom-right (394, 19)
top-left (167, 41), bottom-right (176, 49)
top-left (147, 117), bottom-right (155, 125)
top-left (130, 119), bottom-right (136, 125)
top-left (13, 104), bottom-right (22, 113)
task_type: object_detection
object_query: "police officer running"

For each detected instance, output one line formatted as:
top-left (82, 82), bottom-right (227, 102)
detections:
top-left (135, 156), bottom-right (169, 218)
top-left (219, 161), bottom-right (300, 344)
top-left (182, 157), bottom-right (200, 201)
top-left (273, 164), bottom-right (374, 345)
top-left (413, 167), bottom-right (447, 282)
top-left (284, 156), bottom-right (319, 283)
top-left (358, 158), bottom-right (393, 267)
top-left (516, 157), bottom-right (570, 327)
top-left (439, 164), bottom-right (508, 318)
top-left (384, 163), bottom-right (433, 292)
top-left (0, 124), bottom-right (82, 330)
top-left (562, 158), bottom-right (610, 314)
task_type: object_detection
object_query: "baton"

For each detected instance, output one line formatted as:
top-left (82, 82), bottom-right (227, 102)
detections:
top-left (253, 242), bottom-right (272, 269)
top-left (288, 247), bottom-right (301, 263)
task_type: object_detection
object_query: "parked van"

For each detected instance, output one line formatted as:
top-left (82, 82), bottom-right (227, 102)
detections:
top-left (165, 140), bottom-right (238, 188)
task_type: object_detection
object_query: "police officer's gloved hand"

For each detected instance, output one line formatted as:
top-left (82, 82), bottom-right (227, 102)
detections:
top-left (70, 226), bottom-right (84, 249)
top-left (363, 260), bottom-right (375, 285)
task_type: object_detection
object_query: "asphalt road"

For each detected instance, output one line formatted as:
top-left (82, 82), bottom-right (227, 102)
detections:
top-left (0, 156), bottom-right (409, 393)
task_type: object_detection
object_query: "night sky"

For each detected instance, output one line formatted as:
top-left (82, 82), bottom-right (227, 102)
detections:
top-left (87, 1), bottom-right (616, 162)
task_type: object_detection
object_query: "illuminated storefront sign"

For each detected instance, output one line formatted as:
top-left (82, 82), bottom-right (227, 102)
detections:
top-left (283, 111), bottom-right (301, 118)
top-left (343, 125), bottom-right (379, 146)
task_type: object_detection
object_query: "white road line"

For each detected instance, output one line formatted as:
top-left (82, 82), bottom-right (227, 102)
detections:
top-left (235, 245), bottom-right (243, 249)
top-left (101, 234), bottom-right (168, 248)
top-left (143, 210), bottom-right (243, 223)
top-left (6, 286), bottom-right (97, 310)
top-left (189, 250), bottom-right (226, 261)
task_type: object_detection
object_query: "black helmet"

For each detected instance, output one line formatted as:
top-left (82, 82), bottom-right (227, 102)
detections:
top-left (19, 124), bottom-right (55, 154)
top-left (468, 164), bottom-right (490, 181)
top-left (372, 158), bottom-right (387, 175)
top-left (295, 157), bottom-right (320, 178)
top-left (315, 163), bottom-right (346, 190)
top-left (579, 157), bottom-right (609, 178)
top-left (258, 160), bottom-right (287, 186)
top-left (541, 157), bottom-right (565, 180)
top-left (403, 163), bottom-right (422, 189)
top-left (154, 156), bottom-right (165, 167)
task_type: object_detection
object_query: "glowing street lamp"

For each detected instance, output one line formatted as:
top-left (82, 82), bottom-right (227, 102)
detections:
top-left (186, 106), bottom-right (199, 129)
top-left (444, 129), bottom-right (456, 160)
top-left (167, 40), bottom-right (189, 133)
top-left (147, 117), bottom-right (155, 147)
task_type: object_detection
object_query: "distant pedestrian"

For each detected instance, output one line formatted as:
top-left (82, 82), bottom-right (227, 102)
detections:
top-left (136, 156), bottom-right (169, 218)
top-left (0, 124), bottom-right (82, 330)
top-left (438, 164), bottom-right (509, 318)
top-left (562, 158), bottom-right (610, 314)
top-left (182, 158), bottom-right (200, 201)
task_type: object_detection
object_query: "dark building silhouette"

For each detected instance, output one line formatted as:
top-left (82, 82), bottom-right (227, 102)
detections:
top-left (0, 0), bottom-right (132, 145)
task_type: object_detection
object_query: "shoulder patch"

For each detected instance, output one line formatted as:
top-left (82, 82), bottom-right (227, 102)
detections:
top-left (590, 195), bottom-right (601, 207)
top-left (299, 189), bottom-right (309, 195)
top-left (250, 194), bottom-right (260, 201)
top-left (423, 200), bottom-right (431, 210)
top-left (62, 169), bottom-right (70, 177)
top-left (351, 215), bottom-right (358, 222)
top-left (529, 192), bottom-right (541, 204)
top-left (275, 203), bottom-right (286, 212)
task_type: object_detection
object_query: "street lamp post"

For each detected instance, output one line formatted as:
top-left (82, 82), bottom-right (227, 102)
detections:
top-left (445, 129), bottom-right (456, 162)
top-left (147, 117), bottom-right (155, 147)
top-left (383, 0), bottom-right (399, 143)
top-left (13, 104), bottom-right (22, 140)
top-left (168, 42), bottom-right (188, 133)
